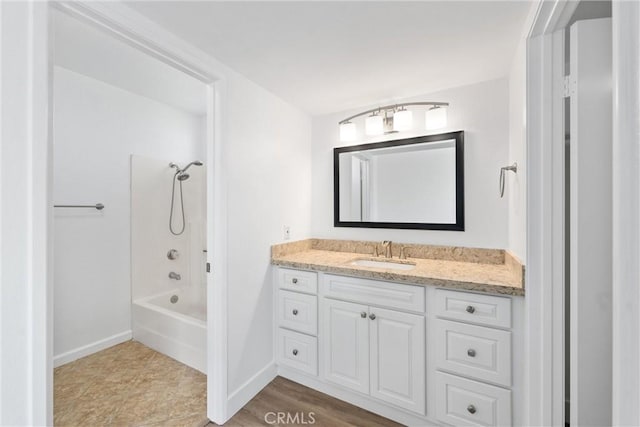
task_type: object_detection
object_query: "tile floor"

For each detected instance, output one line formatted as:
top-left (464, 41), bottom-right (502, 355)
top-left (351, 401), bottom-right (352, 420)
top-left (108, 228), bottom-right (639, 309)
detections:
top-left (54, 340), bottom-right (207, 427)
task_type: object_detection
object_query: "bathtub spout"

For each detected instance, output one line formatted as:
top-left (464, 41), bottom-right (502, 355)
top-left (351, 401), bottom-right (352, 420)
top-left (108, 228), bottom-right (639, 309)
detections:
top-left (168, 272), bottom-right (181, 280)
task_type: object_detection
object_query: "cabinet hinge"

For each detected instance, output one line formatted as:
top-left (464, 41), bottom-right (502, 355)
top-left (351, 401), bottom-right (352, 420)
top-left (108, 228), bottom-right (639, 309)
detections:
top-left (563, 75), bottom-right (572, 98)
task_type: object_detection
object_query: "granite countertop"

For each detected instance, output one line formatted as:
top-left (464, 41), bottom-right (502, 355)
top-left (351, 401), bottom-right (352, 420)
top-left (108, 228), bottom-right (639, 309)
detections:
top-left (271, 239), bottom-right (525, 296)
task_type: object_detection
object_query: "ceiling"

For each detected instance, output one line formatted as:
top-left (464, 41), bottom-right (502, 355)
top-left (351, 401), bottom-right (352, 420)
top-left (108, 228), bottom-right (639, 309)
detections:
top-left (127, 1), bottom-right (534, 115)
top-left (54, 9), bottom-right (207, 115)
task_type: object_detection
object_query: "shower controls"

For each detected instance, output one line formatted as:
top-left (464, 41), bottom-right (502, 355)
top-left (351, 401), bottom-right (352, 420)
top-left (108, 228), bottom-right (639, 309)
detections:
top-left (292, 349), bottom-right (298, 356)
top-left (168, 272), bottom-right (181, 280)
top-left (167, 249), bottom-right (179, 260)
top-left (292, 309), bottom-right (298, 316)
top-left (170, 295), bottom-right (179, 304)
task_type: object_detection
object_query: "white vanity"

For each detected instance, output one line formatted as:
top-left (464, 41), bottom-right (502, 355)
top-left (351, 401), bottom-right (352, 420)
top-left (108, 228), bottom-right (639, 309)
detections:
top-left (272, 240), bottom-right (524, 426)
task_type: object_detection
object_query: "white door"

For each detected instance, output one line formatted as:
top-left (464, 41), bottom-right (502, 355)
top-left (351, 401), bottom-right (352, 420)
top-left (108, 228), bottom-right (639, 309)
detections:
top-left (323, 299), bottom-right (370, 394)
top-left (569, 17), bottom-right (612, 427)
top-left (369, 307), bottom-right (425, 414)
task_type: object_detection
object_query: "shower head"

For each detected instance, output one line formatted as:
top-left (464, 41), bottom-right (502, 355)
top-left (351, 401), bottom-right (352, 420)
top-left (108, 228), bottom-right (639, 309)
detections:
top-left (181, 160), bottom-right (203, 174)
top-left (177, 173), bottom-right (190, 181)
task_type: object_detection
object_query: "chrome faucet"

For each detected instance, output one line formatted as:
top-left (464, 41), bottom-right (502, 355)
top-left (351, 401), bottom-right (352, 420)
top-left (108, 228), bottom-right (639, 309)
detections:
top-left (168, 272), bottom-right (181, 280)
top-left (381, 241), bottom-right (392, 258)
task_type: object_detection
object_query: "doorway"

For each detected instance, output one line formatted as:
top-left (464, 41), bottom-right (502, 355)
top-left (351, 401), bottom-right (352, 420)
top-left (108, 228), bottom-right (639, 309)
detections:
top-left (48, 3), bottom-right (226, 424)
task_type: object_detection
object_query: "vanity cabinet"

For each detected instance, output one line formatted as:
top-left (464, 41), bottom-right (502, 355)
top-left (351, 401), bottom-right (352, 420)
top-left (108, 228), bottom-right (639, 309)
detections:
top-left (276, 268), bottom-right (319, 376)
top-left (323, 298), bottom-right (426, 414)
top-left (433, 289), bottom-right (513, 426)
top-left (273, 266), bottom-right (522, 427)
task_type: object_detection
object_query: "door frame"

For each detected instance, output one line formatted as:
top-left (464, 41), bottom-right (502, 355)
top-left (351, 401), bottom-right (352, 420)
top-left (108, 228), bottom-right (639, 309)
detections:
top-left (525, 1), bottom-right (578, 425)
top-left (526, 1), bottom-right (640, 425)
top-left (611, 2), bottom-right (640, 425)
top-left (49, 2), bottom-right (230, 424)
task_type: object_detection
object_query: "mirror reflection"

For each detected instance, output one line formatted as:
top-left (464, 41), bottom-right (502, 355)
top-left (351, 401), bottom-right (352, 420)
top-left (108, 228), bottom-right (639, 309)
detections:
top-left (334, 131), bottom-right (464, 230)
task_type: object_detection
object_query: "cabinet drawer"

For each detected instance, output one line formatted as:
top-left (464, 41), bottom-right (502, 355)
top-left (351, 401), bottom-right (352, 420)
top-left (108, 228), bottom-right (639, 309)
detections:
top-left (436, 372), bottom-right (511, 427)
top-left (277, 328), bottom-right (318, 376)
top-left (436, 319), bottom-right (511, 387)
top-left (277, 268), bottom-right (318, 294)
top-left (323, 274), bottom-right (425, 312)
top-left (435, 289), bottom-right (511, 328)
top-left (278, 290), bottom-right (317, 335)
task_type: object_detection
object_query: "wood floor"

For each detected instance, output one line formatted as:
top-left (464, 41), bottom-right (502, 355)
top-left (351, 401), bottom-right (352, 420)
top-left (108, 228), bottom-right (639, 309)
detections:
top-left (216, 376), bottom-right (402, 427)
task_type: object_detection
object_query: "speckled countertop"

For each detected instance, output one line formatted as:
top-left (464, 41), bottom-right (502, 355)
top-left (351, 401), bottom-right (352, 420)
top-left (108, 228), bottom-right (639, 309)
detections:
top-left (271, 239), bottom-right (524, 296)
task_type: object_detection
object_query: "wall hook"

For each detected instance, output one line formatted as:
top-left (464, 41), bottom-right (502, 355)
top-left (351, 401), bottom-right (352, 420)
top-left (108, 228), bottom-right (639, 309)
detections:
top-left (499, 163), bottom-right (518, 198)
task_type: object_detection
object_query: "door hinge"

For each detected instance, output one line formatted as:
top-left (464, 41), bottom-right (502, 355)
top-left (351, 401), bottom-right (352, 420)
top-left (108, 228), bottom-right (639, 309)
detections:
top-left (563, 75), bottom-right (572, 98)
top-left (206, 262), bottom-right (211, 273)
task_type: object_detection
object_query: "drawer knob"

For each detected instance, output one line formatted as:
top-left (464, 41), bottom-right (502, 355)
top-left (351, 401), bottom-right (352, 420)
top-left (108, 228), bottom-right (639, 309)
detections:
top-left (467, 404), bottom-right (476, 414)
top-left (292, 349), bottom-right (298, 356)
top-left (360, 311), bottom-right (367, 318)
top-left (292, 278), bottom-right (298, 284)
top-left (467, 349), bottom-right (476, 357)
top-left (466, 305), bottom-right (476, 314)
top-left (292, 309), bottom-right (298, 316)
top-left (369, 313), bottom-right (376, 320)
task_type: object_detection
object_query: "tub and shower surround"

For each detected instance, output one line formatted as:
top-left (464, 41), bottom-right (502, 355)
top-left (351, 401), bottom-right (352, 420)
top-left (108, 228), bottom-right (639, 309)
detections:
top-left (131, 155), bottom-right (207, 373)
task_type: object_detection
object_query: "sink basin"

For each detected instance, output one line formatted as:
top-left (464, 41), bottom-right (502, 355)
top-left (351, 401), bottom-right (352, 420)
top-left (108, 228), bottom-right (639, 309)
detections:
top-left (350, 258), bottom-right (416, 271)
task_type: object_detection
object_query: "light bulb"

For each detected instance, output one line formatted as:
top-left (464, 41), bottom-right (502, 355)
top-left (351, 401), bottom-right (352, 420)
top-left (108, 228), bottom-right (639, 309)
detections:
top-left (393, 109), bottom-right (413, 132)
top-left (365, 114), bottom-right (384, 136)
top-left (426, 106), bottom-right (447, 130)
top-left (339, 122), bottom-right (357, 142)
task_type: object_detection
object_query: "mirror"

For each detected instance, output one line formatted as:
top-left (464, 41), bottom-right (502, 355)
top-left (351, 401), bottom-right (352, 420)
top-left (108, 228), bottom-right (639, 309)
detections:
top-left (334, 131), bottom-right (464, 230)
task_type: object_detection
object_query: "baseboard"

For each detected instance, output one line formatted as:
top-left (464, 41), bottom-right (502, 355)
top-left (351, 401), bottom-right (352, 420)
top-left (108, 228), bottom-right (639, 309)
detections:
top-left (53, 330), bottom-right (132, 368)
top-left (226, 362), bottom-right (277, 420)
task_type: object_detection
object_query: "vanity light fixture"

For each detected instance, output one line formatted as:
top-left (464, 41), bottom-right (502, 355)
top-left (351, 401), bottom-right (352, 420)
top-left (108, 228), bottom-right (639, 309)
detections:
top-left (365, 113), bottom-right (384, 136)
top-left (339, 121), bottom-right (357, 142)
top-left (426, 105), bottom-right (448, 130)
top-left (393, 108), bottom-right (413, 132)
top-left (338, 101), bottom-right (449, 142)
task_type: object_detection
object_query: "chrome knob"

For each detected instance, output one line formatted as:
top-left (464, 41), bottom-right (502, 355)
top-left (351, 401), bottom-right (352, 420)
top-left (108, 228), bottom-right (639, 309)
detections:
top-left (466, 305), bottom-right (476, 314)
top-left (361, 312), bottom-right (367, 318)
top-left (292, 278), bottom-right (298, 284)
top-left (467, 404), bottom-right (476, 414)
top-left (292, 349), bottom-right (298, 356)
top-left (369, 313), bottom-right (376, 320)
top-left (467, 349), bottom-right (476, 357)
top-left (167, 249), bottom-right (179, 260)
top-left (292, 309), bottom-right (298, 316)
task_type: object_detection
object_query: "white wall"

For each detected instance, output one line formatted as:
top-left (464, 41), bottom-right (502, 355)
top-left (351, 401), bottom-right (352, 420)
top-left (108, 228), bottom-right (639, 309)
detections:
top-left (131, 155), bottom-right (206, 301)
top-left (53, 66), bottom-right (205, 363)
top-left (226, 71), bottom-right (313, 394)
top-left (311, 78), bottom-right (510, 249)
top-left (508, 36), bottom-right (528, 261)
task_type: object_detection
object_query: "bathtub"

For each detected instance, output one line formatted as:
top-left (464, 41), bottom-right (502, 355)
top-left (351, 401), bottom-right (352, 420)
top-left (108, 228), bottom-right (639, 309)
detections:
top-left (133, 287), bottom-right (206, 373)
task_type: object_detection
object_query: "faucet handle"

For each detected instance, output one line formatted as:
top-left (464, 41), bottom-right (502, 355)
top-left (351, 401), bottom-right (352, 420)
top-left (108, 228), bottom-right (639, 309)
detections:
top-left (372, 244), bottom-right (379, 257)
top-left (399, 246), bottom-right (408, 260)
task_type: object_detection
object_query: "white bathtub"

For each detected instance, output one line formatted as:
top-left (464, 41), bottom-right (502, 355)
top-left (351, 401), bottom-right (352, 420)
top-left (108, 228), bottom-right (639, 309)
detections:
top-left (133, 287), bottom-right (206, 373)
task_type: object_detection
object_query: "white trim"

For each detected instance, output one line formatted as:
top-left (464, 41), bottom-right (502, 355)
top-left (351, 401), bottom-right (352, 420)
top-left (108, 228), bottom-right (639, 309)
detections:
top-left (227, 363), bottom-right (278, 418)
top-left (48, 2), bottom-right (231, 424)
top-left (525, 1), bottom-right (578, 425)
top-left (0, 1), bottom-right (51, 424)
top-left (53, 331), bottom-right (132, 368)
top-left (612, 1), bottom-right (640, 425)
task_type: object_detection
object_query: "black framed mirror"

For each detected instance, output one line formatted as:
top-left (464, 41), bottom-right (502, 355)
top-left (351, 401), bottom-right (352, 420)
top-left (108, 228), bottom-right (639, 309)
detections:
top-left (333, 131), bottom-right (464, 231)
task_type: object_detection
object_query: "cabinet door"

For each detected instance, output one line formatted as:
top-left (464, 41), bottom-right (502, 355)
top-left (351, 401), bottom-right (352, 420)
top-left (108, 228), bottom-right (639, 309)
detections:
top-left (369, 307), bottom-right (425, 414)
top-left (323, 299), bottom-right (369, 394)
